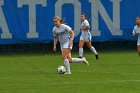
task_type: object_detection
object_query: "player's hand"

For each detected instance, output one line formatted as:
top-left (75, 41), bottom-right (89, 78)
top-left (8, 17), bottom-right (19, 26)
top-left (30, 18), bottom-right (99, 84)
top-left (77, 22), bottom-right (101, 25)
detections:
top-left (69, 40), bottom-right (73, 47)
top-left (132, 33), bottom-right (136, 37)
top-left (132, 34), bottom-right (135, 37)
top-left (53, 46), bottom-right (56, 51)
top-left (80, 26), bottom-right (83, 30)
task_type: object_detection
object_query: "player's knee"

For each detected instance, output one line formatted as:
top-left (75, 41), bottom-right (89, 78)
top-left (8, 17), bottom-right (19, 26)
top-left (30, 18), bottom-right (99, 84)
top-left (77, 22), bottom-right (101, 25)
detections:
top-left (88, 45), bottom-right (91, 49)
top-left (138, 49), bottom-right (140, 53)
top-left (79, 44), bottom-right (83, 48)
top-left (79, 44), bottom-right (81, 48)
top-left (69, 59), bottom-right (72, 63)
top-left (79, 42), bottom-right (84, 48)
top-left (87, 44), bottom-right (92, 49)
top-left (62, 55), bottom-right (67, 60)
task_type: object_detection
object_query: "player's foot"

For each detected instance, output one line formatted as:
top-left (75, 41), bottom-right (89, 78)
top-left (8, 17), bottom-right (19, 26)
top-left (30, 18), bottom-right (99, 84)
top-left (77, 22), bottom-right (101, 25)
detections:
top-left (82, 57), bottom-right (89, 65)
top-left (78, 56), bottom-right (83, 58)
top-left (95, 54), bottom-right (99, 60)
top-left (64, 71), bottom-right (71, 74)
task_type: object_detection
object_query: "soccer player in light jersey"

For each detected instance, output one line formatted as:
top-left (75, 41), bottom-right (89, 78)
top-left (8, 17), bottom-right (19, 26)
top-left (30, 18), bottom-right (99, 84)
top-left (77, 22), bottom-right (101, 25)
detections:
top-left (132, 16), bottom-right (140, 56)
top-left (78, 13), bottom-right (99, 59)
top-left (53, 16), bottom-right (89, 74)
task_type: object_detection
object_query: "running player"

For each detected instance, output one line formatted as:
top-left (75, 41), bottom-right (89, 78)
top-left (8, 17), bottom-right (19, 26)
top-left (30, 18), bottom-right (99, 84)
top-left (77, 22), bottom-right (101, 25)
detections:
top-left (78, 13), bottom-right (99, 59)
top-left (53, 16), bottom-right (89, 74)
top-left (132, 16), bottom-right (140, 56)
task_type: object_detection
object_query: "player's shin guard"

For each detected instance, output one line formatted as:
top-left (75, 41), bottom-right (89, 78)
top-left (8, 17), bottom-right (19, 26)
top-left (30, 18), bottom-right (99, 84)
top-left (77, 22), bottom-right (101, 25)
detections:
top-left (72, 58), bottom-right (89, 65)
top-left (90, 46), bottom-right (98, 55)
top-left (72, 58), bottom-right (84, 63)
top-left (64, 59), bottom-right (70, 72)
top-left (79, 47), bottom-right (83, 57)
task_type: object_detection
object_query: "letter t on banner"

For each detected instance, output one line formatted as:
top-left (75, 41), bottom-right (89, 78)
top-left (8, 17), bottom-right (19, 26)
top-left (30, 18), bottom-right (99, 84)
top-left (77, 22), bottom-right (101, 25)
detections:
top-left (18, 0), bottom-right (47, 38)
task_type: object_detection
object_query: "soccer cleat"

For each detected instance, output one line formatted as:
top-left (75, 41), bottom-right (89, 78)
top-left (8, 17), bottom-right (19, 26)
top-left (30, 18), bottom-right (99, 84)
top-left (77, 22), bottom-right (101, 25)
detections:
top-left (95, 54), bottom-right (99, 60)
top-left (78, 56), bottom-right (83, 58)
top-left (82, 57), bottom-right (89, 65)
top-left (64, 71), bottom-right (71, 74)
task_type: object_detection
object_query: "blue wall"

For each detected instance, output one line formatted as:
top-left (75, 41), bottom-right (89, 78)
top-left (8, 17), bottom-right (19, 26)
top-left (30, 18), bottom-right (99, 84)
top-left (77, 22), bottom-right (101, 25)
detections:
top-left (0, 0), bottom-right (138, 44)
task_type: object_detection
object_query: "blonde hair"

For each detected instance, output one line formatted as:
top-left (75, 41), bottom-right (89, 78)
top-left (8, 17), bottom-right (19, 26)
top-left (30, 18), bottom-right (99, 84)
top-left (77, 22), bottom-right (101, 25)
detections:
top-left (53, 16), bottom-right (65, 24)
top-left (53, 16), bottom-right (61, 21)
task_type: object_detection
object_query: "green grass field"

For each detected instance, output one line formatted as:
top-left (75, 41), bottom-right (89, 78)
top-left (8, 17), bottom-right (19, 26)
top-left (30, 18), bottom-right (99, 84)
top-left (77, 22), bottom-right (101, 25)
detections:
top-left (0, 51), bottom-right (140, 93)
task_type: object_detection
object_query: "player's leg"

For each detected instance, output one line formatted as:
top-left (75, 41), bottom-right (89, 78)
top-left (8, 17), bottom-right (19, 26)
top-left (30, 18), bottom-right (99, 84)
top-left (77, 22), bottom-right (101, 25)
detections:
top-left (86, 41), bottom-right (99, 60)
top-left (68, 52), bottom-right (89, 65)
top-left (137, 45), bottom-right (140, 56)
top-left (79, 40), bottom-right (85, 58)
top-left (62, 48), bottom-right (71, 74)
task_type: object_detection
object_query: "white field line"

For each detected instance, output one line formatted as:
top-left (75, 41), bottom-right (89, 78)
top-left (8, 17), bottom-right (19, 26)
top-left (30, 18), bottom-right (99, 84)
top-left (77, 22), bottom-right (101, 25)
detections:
top-left (45, 69), bottom-right (140, 76)
top-left (0, 69), bottom-right (139, 76)
top-left (0, 77), bottom-right (140, 85)
top-left (48, 80), bottom-right (140, 85)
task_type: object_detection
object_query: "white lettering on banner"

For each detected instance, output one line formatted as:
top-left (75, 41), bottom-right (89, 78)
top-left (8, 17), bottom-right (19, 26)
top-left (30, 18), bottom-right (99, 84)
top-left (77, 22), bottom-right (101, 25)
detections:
top-left (18, 0), bottom-right (47, 38)
top-left (0, 0), bottom-right (122, 39)
top-left (55, 0), bottom-right (122, 36)
top-left (55, 0), bottom-right (81, 35)
top-left (89, 0), bottom-right (122, 36)
top-left (0, 0), bottom-right (12, 39)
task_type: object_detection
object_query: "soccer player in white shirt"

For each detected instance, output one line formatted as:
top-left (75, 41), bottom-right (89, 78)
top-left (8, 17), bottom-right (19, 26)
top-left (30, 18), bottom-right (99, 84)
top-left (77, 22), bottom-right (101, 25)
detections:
top-left (53, 16), bottom-right (89, 74)
top-left (78, 13), bottom-right (99, 59)
top-left (132, 16), bottom-right (140, 56)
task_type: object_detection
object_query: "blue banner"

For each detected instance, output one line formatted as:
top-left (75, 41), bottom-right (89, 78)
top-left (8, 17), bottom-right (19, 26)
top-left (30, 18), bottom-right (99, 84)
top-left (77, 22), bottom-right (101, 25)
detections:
top-left (0, 0), bottom-right (139, 44)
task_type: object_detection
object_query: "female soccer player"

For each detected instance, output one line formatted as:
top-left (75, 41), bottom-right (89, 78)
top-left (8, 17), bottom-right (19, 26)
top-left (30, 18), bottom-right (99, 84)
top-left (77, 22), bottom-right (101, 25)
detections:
top-left (53, 16), bottom-right (89, 74)
top-left (132, 16), bottom-right (140, 56)
top-left (78, 13), bottom-right (99, 59)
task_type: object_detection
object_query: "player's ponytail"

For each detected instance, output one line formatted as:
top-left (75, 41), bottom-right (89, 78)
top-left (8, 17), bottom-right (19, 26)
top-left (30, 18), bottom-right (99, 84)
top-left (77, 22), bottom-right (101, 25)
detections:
top-left (60, 19), bottom-right (65, 24)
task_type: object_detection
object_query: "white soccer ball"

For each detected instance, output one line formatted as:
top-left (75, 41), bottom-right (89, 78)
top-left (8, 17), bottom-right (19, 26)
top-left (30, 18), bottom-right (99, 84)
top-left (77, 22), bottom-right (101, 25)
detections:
top-left (57, 66), bottom-right (66, 74)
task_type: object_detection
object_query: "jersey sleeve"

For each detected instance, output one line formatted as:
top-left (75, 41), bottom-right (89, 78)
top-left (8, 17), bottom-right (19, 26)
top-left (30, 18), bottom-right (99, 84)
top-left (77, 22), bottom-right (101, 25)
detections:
top-left (64, 24), bottom-right (72, 32)
top-left (84, 20), bottom-right (90, 26)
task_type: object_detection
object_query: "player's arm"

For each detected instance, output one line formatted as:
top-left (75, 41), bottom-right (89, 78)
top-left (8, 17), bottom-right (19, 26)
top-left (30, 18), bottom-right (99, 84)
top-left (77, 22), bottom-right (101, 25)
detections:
top-left (132, 28), bottom-right (137, 37)
top-left (53, 36), bottom-right (57, 51)
top-left (80, 20), bottom-right (90, 31)
top-left (69, 30), bottom-right (75, 41)
top-left (65, 24), bottom-right (74, 46)
top-left (80, 26), bottom-right (90, 30)
top-left (83, 25), bottom-right (90, 30)
top-left (64, 24), bottom-right (74, 41)
top-left (69, 30), bottom-right (75, 46)
top-left (53, 28), bottom-right (57, 51)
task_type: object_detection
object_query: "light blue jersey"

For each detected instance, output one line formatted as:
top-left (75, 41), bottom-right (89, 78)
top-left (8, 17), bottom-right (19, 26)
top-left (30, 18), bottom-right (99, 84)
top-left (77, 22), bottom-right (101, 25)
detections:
top-left (53, 24), bottom-right (72, 48)
top-left (133, 25), bottom-right (140, 45)
top-left (80, 20), bottom-right (91, 42)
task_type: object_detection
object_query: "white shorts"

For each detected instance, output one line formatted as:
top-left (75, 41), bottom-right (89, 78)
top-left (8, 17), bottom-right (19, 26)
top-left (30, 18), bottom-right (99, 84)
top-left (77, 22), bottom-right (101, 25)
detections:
top-left (80, 34), bottom-right (91, 42)
top-left (60, 42), bottom-right (73, 51)
top-left (137, 39), bottom-right (140, 46)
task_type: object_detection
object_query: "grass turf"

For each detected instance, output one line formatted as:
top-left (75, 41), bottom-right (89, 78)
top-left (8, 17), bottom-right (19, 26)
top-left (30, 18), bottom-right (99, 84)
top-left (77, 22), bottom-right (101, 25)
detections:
top-left (0, 51), bottom-right (140, 93)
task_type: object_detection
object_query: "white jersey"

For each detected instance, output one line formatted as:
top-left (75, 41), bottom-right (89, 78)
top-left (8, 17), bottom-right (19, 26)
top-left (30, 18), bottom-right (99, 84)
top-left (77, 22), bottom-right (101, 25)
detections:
top-left (80, 20), bottom-right (91, 42)
top-left (133, 25), bottom-right (140, 45)
top-left (53, 24), bottom-right (72, 48)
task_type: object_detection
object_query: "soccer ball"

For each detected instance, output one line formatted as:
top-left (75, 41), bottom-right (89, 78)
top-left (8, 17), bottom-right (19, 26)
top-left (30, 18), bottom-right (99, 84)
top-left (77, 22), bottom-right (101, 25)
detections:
top-left (57, 66), bottom-right (66, 74)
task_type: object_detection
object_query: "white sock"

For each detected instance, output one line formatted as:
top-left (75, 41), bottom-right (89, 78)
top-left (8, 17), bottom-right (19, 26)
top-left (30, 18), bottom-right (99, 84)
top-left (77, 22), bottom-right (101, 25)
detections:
top-left (90, 46), bottom-right (98, 55)
top-left (72, 58), bottom-right (84, 63)
top-left (64, 59), bottom-right (70, 72)
top-left (79, 47), bottom-right (83, 57)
